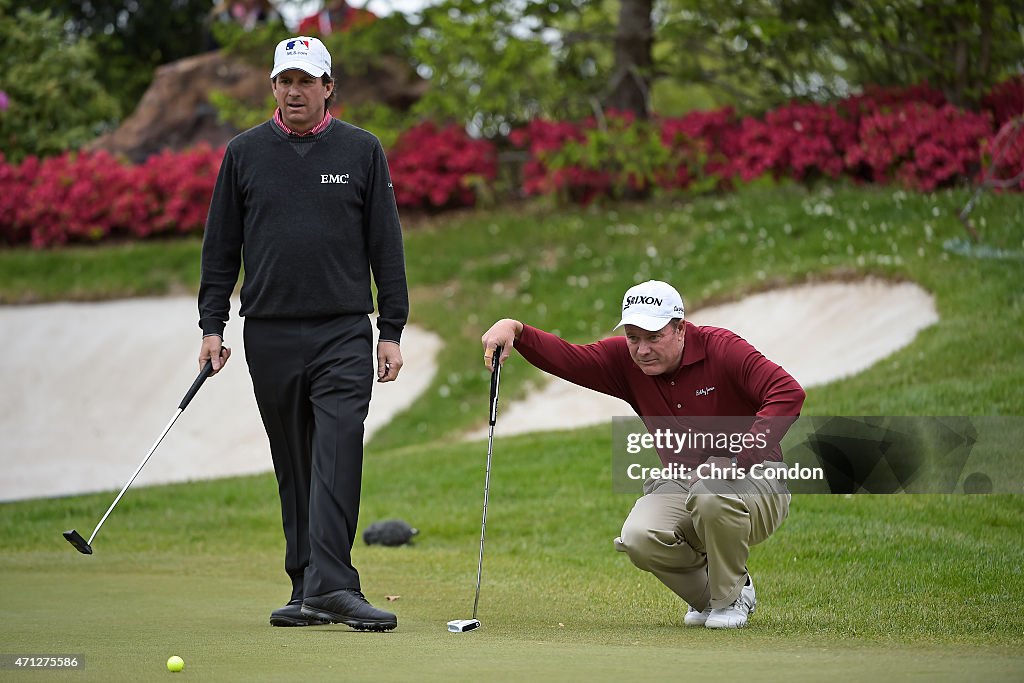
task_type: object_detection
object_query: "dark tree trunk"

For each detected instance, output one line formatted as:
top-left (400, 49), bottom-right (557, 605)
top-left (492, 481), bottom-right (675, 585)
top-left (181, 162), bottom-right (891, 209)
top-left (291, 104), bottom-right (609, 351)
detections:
top-left (607, 0), bottom-right (653, 119)
top-left (978, 0), bottom-right (993, 83)
top-left (952, 33), bottom-right (969, 108)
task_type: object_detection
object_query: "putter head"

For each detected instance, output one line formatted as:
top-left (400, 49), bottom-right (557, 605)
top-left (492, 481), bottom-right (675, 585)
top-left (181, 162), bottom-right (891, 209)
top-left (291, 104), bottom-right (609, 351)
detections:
top-left (63, 529), bottom-right (93, 555)
top-left (447, 619), bottom-right (481, 633)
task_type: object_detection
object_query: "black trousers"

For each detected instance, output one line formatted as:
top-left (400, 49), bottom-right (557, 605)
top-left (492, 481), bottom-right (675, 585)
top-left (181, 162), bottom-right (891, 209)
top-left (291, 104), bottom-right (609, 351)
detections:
top-left (243, 314), bottom-right (373, 601)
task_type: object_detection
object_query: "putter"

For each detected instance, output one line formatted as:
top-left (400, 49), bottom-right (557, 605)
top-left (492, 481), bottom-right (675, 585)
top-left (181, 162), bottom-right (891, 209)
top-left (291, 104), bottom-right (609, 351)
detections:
top-left (63, 355), bottom-right (219, 555)
top-left (448, 345), bottom-right (502, 633)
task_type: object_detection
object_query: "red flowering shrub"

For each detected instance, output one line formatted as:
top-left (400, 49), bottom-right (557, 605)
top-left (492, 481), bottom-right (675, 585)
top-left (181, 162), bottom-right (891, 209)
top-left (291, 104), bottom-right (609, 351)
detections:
top-left (0, 152), bottom-right (36, 245)
top-left (659, 107), bottom-right (742, 190)
top-left (978, 75), bottom-right (1024, 190)
top-left (0, 124), bottom-right (500, 247)
top-left (733, 102), bottom-right (856, 183)
top-left (980, 118), bottom-right (1024, 192)
top-left (0, 147), bottom-right (224, 248)
top-left (4, 78), bottom-right (1022, 249)
top-left (387, 121), bottom-right (497, 209)
top-left (508, 118), bottom-right (589, 197)
top-left (846, 103), bottom-right (992, 191)
top-left (17, 151), bottom-right (135, 247)
top-left (542, 161), bottom-right (615, 205)
top-left (839, 82), bottom-right (947, 122)
top-left (982, 75), bottom-right (1024, 127)
top-left (510, 87), bottom-right (1006, 201)
top-left (511, 112), bottom-right (681, 203)
top-left (137, 146), bottom-right (223, 237)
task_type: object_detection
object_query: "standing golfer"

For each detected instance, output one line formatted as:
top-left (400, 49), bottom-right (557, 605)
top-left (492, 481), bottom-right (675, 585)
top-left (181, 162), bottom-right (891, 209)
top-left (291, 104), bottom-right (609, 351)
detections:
top-left (198, 36), bottom-right (407, 631)
top-left (480, 280), bottom-right (804, 628)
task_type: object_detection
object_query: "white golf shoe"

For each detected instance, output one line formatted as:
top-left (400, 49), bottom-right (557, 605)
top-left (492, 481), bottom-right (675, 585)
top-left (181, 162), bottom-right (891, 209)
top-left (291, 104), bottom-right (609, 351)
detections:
top-left (705, 576), bottom-right (756, 629)
top-left (683, 605), bottom-right (712, 626)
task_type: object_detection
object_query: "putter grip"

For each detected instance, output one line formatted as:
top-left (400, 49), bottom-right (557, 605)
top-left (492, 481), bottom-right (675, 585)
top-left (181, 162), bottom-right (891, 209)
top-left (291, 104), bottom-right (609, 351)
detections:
top-left (179, 359), bottom-right (214, 410)
top-left (489, 346), bottom-right (502, 426)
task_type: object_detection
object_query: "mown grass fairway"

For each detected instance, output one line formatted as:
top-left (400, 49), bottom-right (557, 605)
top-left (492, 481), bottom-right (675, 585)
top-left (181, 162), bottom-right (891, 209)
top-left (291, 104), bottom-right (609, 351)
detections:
top-left (2, 184), bottom-right (1023, 680)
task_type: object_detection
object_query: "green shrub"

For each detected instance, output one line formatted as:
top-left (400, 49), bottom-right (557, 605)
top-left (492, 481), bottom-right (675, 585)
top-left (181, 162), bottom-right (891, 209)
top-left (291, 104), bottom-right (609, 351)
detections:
top-left (0, 3), bottom-right (120, 162)
top-left (208, 91), bottom-right (276, 133)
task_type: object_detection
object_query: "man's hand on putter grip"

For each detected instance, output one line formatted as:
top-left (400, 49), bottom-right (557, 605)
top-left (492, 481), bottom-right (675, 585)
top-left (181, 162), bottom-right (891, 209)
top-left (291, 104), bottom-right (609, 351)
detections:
top-left (199, 335), bottom-right (232, 375)
top-left (481, 319), bottom-right (523, 368)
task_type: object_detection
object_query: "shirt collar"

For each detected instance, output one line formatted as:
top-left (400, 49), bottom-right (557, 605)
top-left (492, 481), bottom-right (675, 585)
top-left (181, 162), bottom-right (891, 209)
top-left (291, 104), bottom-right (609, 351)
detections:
top-left (664, 321), bottom-right (705, 379)
top-left (679, 321), bottom-right (706, 367)
top-left (273, 108), bottom-right (332, 137)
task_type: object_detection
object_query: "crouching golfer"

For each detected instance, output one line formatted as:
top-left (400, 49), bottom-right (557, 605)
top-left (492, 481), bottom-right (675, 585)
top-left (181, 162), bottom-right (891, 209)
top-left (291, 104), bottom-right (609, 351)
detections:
top-left (198, 36), bottom-right (407, 631)
top-left (480, 280), bottom-right (804, 628)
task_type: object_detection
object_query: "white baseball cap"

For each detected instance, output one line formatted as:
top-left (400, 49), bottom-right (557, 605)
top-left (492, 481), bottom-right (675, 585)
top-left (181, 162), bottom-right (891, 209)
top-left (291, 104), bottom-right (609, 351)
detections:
top-left (270, 36), bottom-right (332, 79)
top-left (614, 280), bottom-right (685, 331)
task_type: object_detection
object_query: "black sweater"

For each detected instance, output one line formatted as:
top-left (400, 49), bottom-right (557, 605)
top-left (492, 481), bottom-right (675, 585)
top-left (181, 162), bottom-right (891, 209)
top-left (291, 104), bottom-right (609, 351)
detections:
top-left (198, 118), bottom-right (409, 343)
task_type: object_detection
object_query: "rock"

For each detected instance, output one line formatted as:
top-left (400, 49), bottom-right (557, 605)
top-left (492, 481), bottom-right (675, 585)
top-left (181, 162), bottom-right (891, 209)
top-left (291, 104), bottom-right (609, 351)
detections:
top-left (89, 50), bottom-right (426, 163)
top-left (87, 52), bottom-right (263, 163)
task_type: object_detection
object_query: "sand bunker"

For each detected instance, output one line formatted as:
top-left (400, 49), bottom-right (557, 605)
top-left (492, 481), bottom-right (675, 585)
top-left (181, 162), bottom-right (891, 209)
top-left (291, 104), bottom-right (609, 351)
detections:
top-left (0, 298), bottom-right (442, 501)
top-left (0, 279), bottom-right (937, 501)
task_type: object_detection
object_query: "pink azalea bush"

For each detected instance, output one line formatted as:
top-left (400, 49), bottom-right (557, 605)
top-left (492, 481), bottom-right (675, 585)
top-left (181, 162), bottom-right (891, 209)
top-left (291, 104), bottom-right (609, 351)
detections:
top-left (387, 121), bottom-right (497, 209)
top-left (0, 146), bottom-right (223, 248)
top-left (511, 78), bottom-right (1022, 202)
top-left (982, 76), bottom-right (1024, 127)
top-left (508, 118), bottom-right (590, 198)
top-left (1, 77), bottom-right (1021, 247)
top-left (733, 102), bottom-right (857, 182)
top-left (980, 117), bottom-right (1024, 192)
top-left (845, 104), bottom-right (992, 191)
top-left (0, 122), bottom-right (498, 246)
top-left (659, 107), bottom-right (742, 191)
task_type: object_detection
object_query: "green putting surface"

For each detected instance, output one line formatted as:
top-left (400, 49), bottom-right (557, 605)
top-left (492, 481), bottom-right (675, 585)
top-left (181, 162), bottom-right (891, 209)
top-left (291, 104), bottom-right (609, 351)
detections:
top-left (5, 566), bottom-right (1023, 683)
top-left (4, 433), bottom-right (1023, 682)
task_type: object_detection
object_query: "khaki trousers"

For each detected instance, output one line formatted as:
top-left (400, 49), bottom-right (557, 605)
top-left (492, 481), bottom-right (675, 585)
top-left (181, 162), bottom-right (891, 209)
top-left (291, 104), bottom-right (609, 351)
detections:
top-left (615, 474), bottom-right (790, 610)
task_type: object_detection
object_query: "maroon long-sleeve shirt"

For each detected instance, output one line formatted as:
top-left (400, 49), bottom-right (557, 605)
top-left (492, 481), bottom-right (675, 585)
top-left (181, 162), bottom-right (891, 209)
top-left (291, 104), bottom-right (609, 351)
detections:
top-left (515, 321), bottom-right (806, 469)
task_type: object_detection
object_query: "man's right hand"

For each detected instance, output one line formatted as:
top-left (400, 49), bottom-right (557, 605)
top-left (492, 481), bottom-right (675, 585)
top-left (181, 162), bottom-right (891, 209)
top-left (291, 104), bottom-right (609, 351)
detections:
top-left (480, 319), bottom-right (523, 369)
top-left (199, 335), bottom-right (232, 376)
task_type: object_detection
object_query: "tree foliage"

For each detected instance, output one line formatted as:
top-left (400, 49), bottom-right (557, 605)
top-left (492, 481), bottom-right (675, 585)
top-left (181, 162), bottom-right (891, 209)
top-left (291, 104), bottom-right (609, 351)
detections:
top-left (657, 0), bottom-right (1024, 109)
top-left (10, 0), bottom-right (1019, 162)
top-left (404, 0), bottom-right (1023, 127)
top-left (0, 3), bottom-right (119, 162)
top-left (17, 0), bottom-right (215, 117)
top-left (407, 0), bottom-right (600, 136)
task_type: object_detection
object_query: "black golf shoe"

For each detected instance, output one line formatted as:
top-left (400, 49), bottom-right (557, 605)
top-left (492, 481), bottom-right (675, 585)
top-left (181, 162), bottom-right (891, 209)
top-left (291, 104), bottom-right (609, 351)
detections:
top-left (270, 599), bottom-right (328, 627)
top-left (301, 589), bottom-right (398, 631)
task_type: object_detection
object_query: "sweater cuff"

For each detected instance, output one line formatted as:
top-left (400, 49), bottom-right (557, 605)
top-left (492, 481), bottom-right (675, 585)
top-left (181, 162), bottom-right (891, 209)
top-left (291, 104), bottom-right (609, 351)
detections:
top-left (200, 317), bottom-right (226, 337)
top-left (377, 321), bottom-right (403, 345)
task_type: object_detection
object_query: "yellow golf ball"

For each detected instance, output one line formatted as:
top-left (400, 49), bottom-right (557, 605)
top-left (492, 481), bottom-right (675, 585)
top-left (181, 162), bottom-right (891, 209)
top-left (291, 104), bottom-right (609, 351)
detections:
top-left (166, 656), bottom-right (184, 673)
